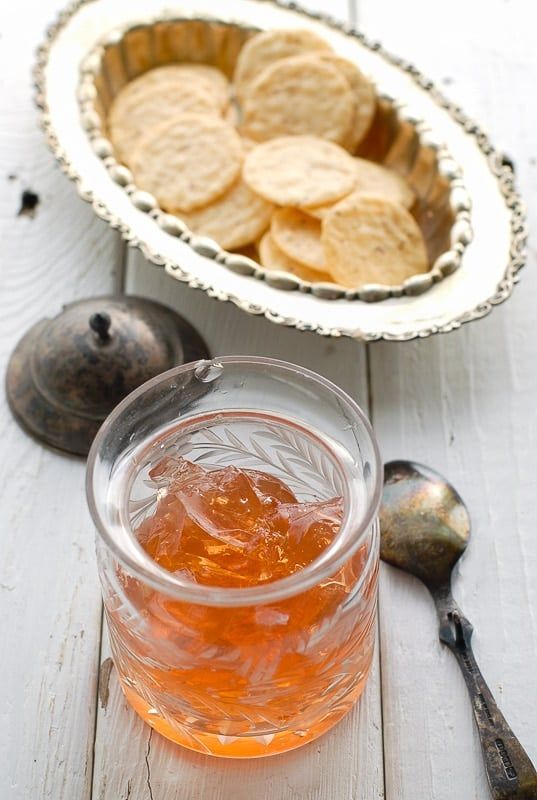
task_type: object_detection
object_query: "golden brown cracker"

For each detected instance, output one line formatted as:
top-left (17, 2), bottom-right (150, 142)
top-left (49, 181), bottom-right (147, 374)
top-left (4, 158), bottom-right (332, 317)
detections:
top-left (242, 55), bottom-right (355, 145)
top-left (304, 159), bottom-right (414, 218)
top-left (243, 136), bottom-right (356, 207)
top-left (259, 232), bottom-right (332, 282)
top-left (120, 64), bottom-right (229, 108)
top-left (179, 177), bottom-right (273, 250)
top-left (322, 194), bottom-right (428, 287)
top-left (130, 113), bottom-right (243, 212)
top-left (234, 29), bottom-right (331, 101)
top-left (109, 82), bottom-right (218, 164)
top-left (271, 208), bottom-right (326, 272)
top-left (317, 54), bottom-right (375, 151)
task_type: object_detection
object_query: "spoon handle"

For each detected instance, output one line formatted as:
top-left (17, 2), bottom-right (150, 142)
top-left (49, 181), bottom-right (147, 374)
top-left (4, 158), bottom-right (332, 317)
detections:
top-left (434, 590), bottom-right (537, 800)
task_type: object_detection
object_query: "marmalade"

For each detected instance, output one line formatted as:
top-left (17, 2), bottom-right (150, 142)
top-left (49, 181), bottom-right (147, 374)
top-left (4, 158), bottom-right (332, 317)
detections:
top-left (105, 456), bottom-right (378, 757)
top-left (137, 456), bottom-right (345, 586)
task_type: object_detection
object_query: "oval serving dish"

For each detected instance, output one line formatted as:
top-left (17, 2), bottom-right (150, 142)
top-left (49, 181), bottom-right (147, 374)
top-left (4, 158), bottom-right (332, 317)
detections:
top-left (35, 0), bottom-right (526, 341)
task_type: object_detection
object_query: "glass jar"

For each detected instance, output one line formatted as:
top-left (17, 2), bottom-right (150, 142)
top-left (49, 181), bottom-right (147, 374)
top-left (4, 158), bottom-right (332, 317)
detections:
top-left (86, 357), bottom-right (382, 758)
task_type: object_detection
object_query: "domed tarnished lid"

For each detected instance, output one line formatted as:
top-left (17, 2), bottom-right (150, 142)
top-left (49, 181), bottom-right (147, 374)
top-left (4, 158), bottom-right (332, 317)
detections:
top-left (6, 295), bottom-right (210, 456)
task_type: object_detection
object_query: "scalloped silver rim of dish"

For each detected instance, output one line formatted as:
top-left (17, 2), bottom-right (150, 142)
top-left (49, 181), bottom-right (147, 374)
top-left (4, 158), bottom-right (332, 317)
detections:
top-left (78, 17), bottom-right (472, 304)
top-left (34, 0), bottom-right (527, 341)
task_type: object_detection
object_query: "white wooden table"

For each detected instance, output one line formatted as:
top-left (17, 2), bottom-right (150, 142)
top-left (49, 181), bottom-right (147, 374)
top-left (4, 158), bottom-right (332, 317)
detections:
top-left (1, 0), bottom-right (536, 797)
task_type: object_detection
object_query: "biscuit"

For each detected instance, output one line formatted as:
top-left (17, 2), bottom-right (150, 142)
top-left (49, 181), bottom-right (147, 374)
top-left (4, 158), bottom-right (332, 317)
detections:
top-left (242, 55), bottom-right (355, 145)
top-left (234, 29), bottom-right (331, 101)
top-left (130, 113), bottom-right (243, 212)
top-left (322, 194), bottom-right (429, 287)
top-left (271, 208), bottom-right (326, 272)
top-left (243, 136), bottom-right (356, 207)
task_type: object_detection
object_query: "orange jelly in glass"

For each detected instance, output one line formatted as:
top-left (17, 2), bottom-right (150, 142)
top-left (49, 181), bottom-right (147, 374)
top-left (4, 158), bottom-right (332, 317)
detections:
top-left (88, 358), bottom-right (381, 757)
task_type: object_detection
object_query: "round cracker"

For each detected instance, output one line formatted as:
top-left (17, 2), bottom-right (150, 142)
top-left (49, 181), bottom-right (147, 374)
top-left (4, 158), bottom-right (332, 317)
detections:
top-left (259, 232), bottom-right (332, 283)
top-left (114, 64), bottom-right (229, 109)
top-left (243, 136), bottom-right (356, 207)
top-left (109, 83), bottom-right (218, 165)
top-left (304, 159), bottom-right (414, 218)
top-left (353, 159), bottom-right (414, 207)
top-left (242, 55), bottom-right (355, 145)
top-left (179, 177), bottom-right (273, 250)
top-left (317, 54), bottom-right (375, 151)
top-left (162, 64), bottom-right (230, 109)
top-left (322, 194), bottom-right (429, 288)
top-left (234, 29), bottom-right (332, 101)
top-left (271, 208), bottom-right (326, 272)
top-left (130, 113), bottom-right (243, 212)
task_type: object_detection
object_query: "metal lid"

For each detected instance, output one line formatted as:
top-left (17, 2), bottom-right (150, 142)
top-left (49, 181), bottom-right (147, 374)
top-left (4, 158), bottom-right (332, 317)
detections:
top-left (6, 295), bottom-right (210, 456)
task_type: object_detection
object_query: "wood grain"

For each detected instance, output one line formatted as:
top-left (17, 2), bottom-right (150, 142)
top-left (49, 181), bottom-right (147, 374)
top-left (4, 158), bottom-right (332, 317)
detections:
top-left (356, 0), bottom-right (537, 797)
top-left (125, 256), bottom-right (368, 402)
top-left (0, 1), bottom-right (123, 797)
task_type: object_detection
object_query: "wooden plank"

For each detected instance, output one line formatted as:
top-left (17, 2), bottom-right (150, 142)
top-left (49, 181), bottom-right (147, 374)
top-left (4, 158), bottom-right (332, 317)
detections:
top-left (125, 257), bottom-right (368, 401)
top-left (94, 1), bottom-right (385, 798)
top-left (355, 0), bottom-right (537, 797)
top-left (0, 1), bottom-right (123, 797)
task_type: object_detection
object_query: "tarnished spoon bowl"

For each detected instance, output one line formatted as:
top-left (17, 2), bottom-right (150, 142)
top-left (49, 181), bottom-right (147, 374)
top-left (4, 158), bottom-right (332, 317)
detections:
top-left (380, 460), bottom-right (470, 589)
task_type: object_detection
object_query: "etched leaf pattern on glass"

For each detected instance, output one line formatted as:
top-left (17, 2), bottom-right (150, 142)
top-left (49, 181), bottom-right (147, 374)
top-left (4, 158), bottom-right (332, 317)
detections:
top-left (130, 421), bottom-right (343, 526)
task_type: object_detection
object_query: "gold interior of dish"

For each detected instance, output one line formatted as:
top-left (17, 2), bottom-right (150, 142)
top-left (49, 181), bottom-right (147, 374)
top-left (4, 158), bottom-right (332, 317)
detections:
top-left (83, 18), bottom-right (470, 301)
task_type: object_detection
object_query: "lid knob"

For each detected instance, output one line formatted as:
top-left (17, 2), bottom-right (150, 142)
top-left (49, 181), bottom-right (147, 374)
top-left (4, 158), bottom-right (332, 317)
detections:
top-left (89, 311), bottom-right (112, 342)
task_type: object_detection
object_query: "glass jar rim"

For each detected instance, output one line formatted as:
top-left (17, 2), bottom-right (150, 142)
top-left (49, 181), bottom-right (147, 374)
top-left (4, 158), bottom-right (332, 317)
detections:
top-left (86, 355), bottom-right (383, 607)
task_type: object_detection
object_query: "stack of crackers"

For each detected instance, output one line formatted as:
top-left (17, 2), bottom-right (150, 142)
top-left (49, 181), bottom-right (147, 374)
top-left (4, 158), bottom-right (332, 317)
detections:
top-left (108, 29), bottom-right (429, 289)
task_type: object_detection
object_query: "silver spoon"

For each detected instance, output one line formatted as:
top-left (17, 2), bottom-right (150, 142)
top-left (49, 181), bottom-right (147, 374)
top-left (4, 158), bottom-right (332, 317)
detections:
top-left (380, 460), bottom-right (537, 800)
